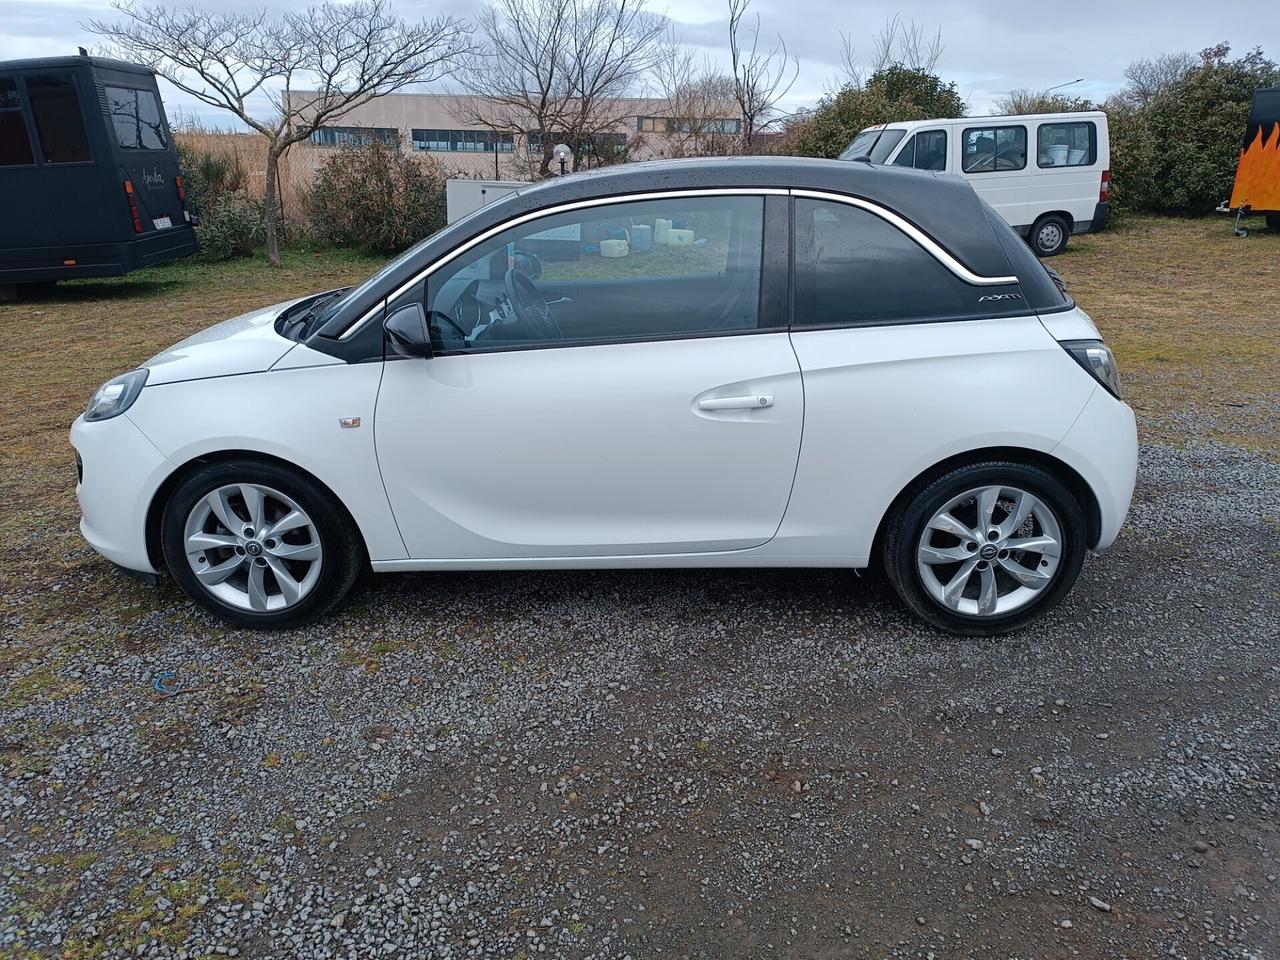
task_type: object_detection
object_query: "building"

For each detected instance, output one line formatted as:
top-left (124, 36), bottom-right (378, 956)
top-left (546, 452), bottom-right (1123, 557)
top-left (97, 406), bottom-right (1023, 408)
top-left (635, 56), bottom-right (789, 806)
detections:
top-left (286, 91), bottom-right (743, 179)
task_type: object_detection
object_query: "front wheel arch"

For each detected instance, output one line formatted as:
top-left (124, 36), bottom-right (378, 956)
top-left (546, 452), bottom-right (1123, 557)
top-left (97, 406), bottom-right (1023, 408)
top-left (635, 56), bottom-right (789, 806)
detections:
top-left (144, 450), bottom-right (368, 574)
top-left (868, 447), bottom-right (1102, 568)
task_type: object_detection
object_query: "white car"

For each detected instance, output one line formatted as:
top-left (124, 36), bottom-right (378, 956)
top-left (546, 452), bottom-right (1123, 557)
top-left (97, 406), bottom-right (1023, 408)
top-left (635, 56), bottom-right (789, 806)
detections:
top-left (71, 158), bottom-right (1137, 635)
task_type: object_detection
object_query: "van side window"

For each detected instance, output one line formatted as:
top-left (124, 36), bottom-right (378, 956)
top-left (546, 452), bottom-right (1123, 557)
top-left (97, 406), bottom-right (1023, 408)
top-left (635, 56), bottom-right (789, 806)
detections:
top-left (1037, 121), bottom-right (1096, 167)
top-left (0, 77), bottom-right (34, 166)
top-left (792, 199), bottom-right (986, 327)
top-left (962, 125), bottom-right (1026, 173)
top-left (26, 74), bottom-right (91, 164)
top-left (106, 86), bottom-right (169, 150)
top-left (891, 131), bottom-right (946, 170)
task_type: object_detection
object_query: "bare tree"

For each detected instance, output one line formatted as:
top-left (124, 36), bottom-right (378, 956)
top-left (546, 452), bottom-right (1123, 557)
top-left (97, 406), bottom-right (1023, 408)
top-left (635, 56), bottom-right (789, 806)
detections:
top-left (90, 0), bottom-right (470, 265)
top-left (453, 0), bottom-right (664, 177)
top-left (994, 89), bottom-right (1092, 115)
top-left (834, 16), bottom-right (944, 91)
top-left (646, 30), bottom-right (739, 157)
top-left (1120, 51), bottom-right (1195, 107)
top-left (726, 0), bottom-right (798, 152)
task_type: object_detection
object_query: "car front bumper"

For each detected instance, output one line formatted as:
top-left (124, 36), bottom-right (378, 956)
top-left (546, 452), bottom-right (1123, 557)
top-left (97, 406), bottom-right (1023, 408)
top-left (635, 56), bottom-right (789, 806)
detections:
top-left (70, 412), bottom-right (175, 575)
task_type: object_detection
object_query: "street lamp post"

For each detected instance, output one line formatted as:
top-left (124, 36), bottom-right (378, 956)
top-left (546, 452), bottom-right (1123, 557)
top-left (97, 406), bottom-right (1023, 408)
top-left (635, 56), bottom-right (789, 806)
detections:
top-left (553, 143), bottom-right (572, 176)
top-left (1045, 78), bottom-right (1085, 95)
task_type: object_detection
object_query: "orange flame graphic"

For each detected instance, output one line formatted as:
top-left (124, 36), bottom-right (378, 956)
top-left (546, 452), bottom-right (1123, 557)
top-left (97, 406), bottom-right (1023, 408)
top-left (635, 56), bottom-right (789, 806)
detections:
top-left (1229, 124), bottom-right (1280, 211)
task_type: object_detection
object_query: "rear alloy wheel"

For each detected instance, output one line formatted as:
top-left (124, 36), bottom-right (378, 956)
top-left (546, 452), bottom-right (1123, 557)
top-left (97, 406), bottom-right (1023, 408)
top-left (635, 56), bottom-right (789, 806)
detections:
top-left (1029, 214), bottom-right (1070, 257)
top-left (162, 460), bottom-right (363, 628)
top-left (883, 461), bottom-right (1087, 635)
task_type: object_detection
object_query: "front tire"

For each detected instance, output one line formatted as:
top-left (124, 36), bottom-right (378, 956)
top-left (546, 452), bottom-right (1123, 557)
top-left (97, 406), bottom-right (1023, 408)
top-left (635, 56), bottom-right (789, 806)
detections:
top-left (161, 460), bottom-right (363, 629)
top-left (882, 461), bottom-right (1087, 636)
top-left (1029, 214), bottom-right (1070, 257)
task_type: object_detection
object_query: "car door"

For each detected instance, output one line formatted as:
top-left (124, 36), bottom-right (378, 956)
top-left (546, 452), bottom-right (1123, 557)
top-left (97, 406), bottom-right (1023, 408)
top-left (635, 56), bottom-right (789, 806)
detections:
top-left (373, 191), bottom-right (804, 560)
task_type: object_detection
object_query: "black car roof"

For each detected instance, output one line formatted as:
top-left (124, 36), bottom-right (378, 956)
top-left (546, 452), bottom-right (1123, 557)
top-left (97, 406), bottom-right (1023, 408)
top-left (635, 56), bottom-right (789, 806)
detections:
top-left (315, 155), bottom-right (1025, 342)
top-left (501, 156), bottom-right (1008, 275)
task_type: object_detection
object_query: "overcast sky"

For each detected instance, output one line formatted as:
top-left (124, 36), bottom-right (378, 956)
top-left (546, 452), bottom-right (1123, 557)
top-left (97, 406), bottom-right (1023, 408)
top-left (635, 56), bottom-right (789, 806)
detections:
top-left (2, 0), bottom-right (1277, 127)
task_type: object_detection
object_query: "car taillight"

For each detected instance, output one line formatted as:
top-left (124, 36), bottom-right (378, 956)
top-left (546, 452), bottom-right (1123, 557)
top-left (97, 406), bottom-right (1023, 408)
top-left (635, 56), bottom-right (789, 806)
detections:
top-left (124, 180), bottom-right (143, 234)
top-left (175, 175), bottom-right (192, 222)
top-left (1099, 170), bottom-right (1110, 203)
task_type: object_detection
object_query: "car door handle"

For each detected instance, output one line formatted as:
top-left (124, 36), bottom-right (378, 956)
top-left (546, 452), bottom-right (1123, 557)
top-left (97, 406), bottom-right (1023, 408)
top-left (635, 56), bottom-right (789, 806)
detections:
top-left (697, 395), bottom-right (773, 411)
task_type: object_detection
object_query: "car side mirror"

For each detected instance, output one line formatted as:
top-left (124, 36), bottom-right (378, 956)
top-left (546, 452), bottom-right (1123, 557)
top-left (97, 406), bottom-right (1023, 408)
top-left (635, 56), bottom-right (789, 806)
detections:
top-left (384, 303), bottom-right (432, 358)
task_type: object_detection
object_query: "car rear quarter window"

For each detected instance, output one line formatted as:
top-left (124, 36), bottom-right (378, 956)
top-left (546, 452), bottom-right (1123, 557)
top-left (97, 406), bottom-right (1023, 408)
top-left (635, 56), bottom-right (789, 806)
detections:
top-left (106, 86), bottom-right (169, 150)
top-left (26, 74), bottom-right (91, 163)
top-left (792, 198), bottom-right (1021, 327)
top-left (0, 77), bottom-right (34, 166)
top-left (978, 198), bottom-right (1070, 310)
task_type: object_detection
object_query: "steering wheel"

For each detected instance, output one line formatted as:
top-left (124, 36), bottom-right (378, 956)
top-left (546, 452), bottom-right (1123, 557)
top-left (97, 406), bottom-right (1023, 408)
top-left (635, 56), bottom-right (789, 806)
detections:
top-left (504, 268), bottom-right (562, 340)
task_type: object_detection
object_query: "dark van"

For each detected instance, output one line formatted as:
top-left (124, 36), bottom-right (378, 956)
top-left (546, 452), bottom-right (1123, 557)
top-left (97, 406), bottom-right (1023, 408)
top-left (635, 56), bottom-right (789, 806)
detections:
top-left (0, 54), bottom-right (198, 294)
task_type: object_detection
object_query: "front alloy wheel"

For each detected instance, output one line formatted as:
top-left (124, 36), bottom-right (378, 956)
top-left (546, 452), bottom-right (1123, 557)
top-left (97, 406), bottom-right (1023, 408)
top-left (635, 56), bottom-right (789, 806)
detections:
top-left (182, 483), bottom-right (324, 613)
top-left (162, 460), bottom-right (363, 628)
top-left (883, 461), bottom-right (1087, 635)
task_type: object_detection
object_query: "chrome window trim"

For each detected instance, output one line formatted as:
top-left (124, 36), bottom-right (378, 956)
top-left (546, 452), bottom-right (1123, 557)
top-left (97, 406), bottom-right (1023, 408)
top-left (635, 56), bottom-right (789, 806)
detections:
top-left (336, 187), bottom-right (787, 340)
top-left (789, 189), bottom-right (1018, 286)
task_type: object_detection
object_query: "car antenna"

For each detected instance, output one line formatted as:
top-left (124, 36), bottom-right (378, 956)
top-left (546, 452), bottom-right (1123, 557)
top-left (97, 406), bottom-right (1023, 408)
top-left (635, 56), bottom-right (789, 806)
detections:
top-left (855, 124), bottom-right (888, 163)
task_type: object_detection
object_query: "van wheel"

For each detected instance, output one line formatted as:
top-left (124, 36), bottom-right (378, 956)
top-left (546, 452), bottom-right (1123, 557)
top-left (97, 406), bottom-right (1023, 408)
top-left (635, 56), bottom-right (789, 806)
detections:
top-left (882, 460), bottom-right (1087, 636)
top-left (1029, 215), bottom-right (1070, 257)
top-left (1267, 213), bottom-right (1280, 232)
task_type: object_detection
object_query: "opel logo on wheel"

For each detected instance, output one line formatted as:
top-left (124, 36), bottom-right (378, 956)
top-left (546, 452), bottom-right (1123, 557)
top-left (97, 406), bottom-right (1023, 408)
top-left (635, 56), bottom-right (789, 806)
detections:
top-left (245, 541), bottom-right (263, 557)
top-left (979, 543), bottom-right (999, 560)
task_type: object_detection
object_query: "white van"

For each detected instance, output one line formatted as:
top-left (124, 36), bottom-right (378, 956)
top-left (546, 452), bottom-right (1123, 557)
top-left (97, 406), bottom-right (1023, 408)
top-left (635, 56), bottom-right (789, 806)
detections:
top-left (839, 111), bottom-right (1110, 256)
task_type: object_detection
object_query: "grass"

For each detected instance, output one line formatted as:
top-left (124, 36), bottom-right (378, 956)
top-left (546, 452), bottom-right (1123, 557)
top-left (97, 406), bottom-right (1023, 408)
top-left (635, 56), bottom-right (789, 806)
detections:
top-left (1050, 213), bottom-right (1279, 452)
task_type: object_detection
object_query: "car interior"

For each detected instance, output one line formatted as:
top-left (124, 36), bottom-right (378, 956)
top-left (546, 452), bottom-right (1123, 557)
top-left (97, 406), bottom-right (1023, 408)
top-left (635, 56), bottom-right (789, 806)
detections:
top-left (425, 199), bottom-right (765, 351)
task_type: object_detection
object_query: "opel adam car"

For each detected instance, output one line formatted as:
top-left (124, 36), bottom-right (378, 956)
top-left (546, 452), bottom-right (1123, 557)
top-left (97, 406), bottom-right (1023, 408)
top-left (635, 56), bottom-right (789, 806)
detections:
top-left (71, 158), bottom-right (1137, 634)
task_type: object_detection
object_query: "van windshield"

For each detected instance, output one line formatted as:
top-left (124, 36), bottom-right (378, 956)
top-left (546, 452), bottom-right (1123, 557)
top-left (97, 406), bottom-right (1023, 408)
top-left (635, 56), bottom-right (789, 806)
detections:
top-left (838, 128), bottom-right (906, 163)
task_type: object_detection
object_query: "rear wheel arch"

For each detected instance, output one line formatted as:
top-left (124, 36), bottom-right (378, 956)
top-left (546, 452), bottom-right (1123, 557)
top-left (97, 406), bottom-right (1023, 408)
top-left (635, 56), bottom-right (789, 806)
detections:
top-left (144, 450), bottom-right (368, 573)
top-left (869, 446), bottom-right (1102, 566)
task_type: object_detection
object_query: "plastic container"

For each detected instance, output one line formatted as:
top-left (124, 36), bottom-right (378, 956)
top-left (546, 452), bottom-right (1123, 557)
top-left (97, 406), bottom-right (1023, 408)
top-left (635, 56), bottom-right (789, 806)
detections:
top-left (654, 218), bottom-right (672, 244)
top-left (600, 238), bottom-right (629, 258)
top-left (1044, 144), bottom-right (1069, 166)
top-left (630, 223), bottom-right (652, 252)
top-left (667, 229), bottom-right (694, 246)
top-left (1067, 148), bottom-right (1087, 165)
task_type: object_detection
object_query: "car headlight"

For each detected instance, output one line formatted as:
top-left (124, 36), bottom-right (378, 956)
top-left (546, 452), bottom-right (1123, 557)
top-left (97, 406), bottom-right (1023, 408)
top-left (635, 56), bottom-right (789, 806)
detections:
top-left (84, 369), bottom-right (149, 422)
top-left (1060, 339), bottom-right (1121, 399)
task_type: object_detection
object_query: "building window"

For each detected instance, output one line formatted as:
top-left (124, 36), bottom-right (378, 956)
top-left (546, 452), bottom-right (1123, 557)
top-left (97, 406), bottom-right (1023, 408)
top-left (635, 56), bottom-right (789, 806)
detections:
top-left (411, 128), bottom-right (514, 153)
top-left (309, 126), bottom-right (398, 148)
top-left (526, 131), bottom-right (628, 157)
top-left (636, 116), bottom-right (741, 135)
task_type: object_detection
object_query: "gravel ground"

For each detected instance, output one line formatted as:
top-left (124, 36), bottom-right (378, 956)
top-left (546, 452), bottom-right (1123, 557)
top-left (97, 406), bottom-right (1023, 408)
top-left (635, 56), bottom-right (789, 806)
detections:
top-left (2, 434), bottom-right (1278, 960)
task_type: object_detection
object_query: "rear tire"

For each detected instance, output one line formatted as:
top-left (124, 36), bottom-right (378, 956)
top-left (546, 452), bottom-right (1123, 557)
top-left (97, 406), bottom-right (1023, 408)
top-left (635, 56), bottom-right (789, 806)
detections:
top-left (1266, 213), bottom-right (1280, 233)
top-left (161, 459), bottom-right (363, 629)
top-left (1029, 214), bottom-right (1070, 257)
top-left (882, 460), bottom-right (1087, 636)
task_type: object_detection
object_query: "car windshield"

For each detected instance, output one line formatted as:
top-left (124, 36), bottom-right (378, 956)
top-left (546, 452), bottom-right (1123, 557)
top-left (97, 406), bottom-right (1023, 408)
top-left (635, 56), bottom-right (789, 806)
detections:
top-left (838, 127), bottom-right (907, 164)
top-left (308, 198), bottom-right (509, 333)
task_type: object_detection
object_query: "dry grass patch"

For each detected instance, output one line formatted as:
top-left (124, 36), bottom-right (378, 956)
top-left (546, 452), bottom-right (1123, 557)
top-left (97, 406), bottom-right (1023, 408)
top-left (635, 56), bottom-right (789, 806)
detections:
top-left (1052, 214), bottom-right (1279, 453)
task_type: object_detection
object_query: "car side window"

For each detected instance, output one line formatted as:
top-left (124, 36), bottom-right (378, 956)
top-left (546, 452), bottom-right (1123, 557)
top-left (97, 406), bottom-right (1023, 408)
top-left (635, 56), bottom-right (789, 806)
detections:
top-left (962, 125), bottom-right (1026, 173)
top-left (425, 195), bottom-right (765, 353)
top-left (1037, 121), bottom-right (1096, 167)
top-left (792, 198), bottom-right (986, 327)
top-left (25, 74), bottom-right (91, 164)
top-left (912, 129), bottom-right (947, 170)
top-left (0, 77), bottom-right (34, 166)
top-left (890, 134), bottom-right (916, 167)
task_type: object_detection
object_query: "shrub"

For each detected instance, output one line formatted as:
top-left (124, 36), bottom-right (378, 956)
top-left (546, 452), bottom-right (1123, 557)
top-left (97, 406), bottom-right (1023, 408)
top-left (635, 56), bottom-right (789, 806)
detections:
top-left (1108, 43), bottom-right (1278, 215)
top-left (782, 66), bottom-right (966, 159)
top-left (195, 190), bottom-right (267, 260)
top-left (306, 136), bottom-right (448, 254)
top-left (175, 141), bottom-right (264, 260)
